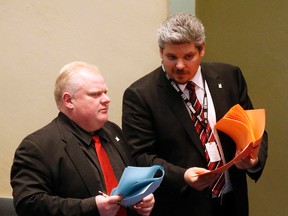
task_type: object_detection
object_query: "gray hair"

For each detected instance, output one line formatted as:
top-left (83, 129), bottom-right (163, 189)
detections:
top-left (157, 13), bottom-right (205, 51)
top-left (54, 61), bottom-right (99, 108)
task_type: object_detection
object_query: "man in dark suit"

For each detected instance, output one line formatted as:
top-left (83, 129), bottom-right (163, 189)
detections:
top-left (122, 13), bottom-right (268, 216)
top-left (10, 61), bottom-right (154, 216)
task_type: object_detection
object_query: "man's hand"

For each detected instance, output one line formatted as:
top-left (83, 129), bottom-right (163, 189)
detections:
top-left (96, 194), bottom-right (122, 216)
top-left (133, 193), bottom-right (155, 216)
top-left (184, 167), bottom-right (220, 191)
top-left (234, 149), bottom-right (259, 170)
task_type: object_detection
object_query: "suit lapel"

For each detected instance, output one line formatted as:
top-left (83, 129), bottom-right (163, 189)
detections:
top-left (102, 126), bottom-right (132, 166)
top-left (158, 65), bottom-right (233, 162)
top-left (201, 64), bottom-right (227, 121)
top-left (64, 136), bottom-right (99, 196)
top-left (159, 72), bottom-right (206, 158)
top-left (55, 113), bottom-right (103, 196)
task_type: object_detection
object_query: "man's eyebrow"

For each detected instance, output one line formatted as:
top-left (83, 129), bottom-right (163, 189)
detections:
top-left (87, 89), bottom-right (101, 94)
top-left (88, 88), bottom-right (108, 95)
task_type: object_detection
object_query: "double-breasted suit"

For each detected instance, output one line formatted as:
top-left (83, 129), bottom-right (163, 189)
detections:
top-left (122, 62), bottom-right (268, 216)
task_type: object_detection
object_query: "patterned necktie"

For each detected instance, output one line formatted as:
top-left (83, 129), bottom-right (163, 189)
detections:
top-left (186, 81), bottom-right (225, 196)
top-left (93, 135), bottom-right (127, 216)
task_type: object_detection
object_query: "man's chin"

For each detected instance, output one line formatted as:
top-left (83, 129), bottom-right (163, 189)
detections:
top-left (174, 77), bottom-right (189, 84)
top-left (99, 116), bottom-right (109, 123)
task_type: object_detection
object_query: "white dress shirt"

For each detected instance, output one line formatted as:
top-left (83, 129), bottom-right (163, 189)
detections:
top-left (178, 66), bottom-right (233, 195)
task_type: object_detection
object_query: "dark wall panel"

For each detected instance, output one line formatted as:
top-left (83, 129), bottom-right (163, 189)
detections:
top-left (196, 1), bottom-right (288, 215)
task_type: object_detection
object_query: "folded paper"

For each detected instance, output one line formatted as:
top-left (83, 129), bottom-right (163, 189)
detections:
top-left (110, 165), bottom-right (165, 206)
top-left (215, 104), bottom-right (265, 158)
top-left (194, 104), bottom-right (265, 177)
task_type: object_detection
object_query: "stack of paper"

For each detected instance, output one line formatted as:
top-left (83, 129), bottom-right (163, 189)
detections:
top-left (194, 104), bottom-right (265, 176)
top-left (215, 104), bottom-right (265, 158)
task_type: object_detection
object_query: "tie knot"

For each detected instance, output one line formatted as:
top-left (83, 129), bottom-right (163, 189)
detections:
top-left (92, 135), bottom-right (100, 143)
top-left (186, 81), bottom-right (196, 92)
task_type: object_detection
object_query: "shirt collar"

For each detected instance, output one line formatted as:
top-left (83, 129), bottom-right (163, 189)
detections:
top-left (59, 112), bottom-right (108, 146)
top-left (177, 65), bottom-right (204, 92)
top-left (191, 65), bottom-right (204, 90)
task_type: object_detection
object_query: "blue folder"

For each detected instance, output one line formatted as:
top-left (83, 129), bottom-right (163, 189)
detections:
top-left (110, 165), bottom-right (165, 206)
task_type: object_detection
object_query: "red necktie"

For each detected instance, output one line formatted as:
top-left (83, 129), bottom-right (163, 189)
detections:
top-left (186, 82), bottom-right (225, 196)
top-left (93, 135), bottom-right (127, 216)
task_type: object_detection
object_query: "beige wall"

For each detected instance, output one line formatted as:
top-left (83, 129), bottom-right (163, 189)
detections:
top-left (3, 1), bottom-right (282, 215)
top-left (0, 1), bottom-right (168, 196)
top-left (196, 0), bottom-right (288, 215)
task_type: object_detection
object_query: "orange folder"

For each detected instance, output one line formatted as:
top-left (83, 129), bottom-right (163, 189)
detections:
top-left (193, 104), bottom-right (265, 177)
top-left (215, 104), bottom-right (265, 158)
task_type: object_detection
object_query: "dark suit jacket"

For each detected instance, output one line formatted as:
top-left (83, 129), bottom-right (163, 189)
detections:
top-left (122, 62), bottom-right (268, 216)
top-left (11, 113), bottom-right (137, 216)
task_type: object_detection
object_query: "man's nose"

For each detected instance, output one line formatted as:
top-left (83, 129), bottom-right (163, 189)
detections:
top-left (176, 59), bottom-right (185, 69)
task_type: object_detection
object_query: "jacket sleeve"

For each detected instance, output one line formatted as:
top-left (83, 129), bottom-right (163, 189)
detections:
top-left (219, 65), bottom-right (268, 181)
top-left (235, 66), bottom-right (268, 181)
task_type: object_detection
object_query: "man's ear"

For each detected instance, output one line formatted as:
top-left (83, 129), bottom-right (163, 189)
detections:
top-left (200, 43), bottom-right (206, 57)
top-left (159, 47), bottom-right (164, 59)
top-left (62, 92), bottom-right (73, 109)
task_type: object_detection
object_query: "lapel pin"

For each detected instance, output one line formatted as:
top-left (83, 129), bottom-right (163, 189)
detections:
top-left (218, 83), bottom-right (222, 88)
top-left (115, 136), bottom-right (120, 141)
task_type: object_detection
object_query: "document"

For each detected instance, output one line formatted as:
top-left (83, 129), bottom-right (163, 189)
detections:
top-left (110, 165), bottom-right (165, 206)
top-left (215, 104), bottom-right (265, 158)
top-left (194, 104), bottom-right (265, 177)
